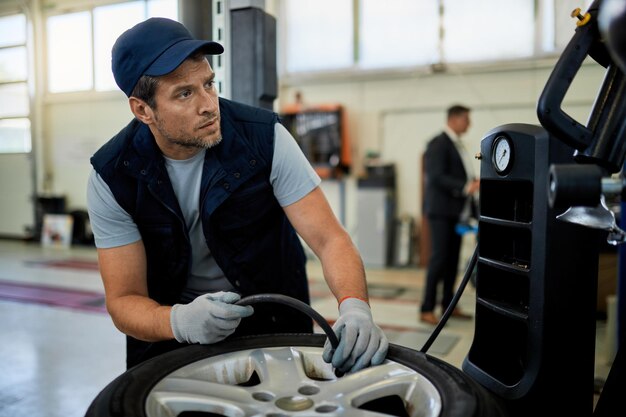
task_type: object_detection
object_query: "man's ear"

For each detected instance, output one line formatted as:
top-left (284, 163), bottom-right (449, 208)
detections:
top-left (129, 97), bottom-right (154, 125)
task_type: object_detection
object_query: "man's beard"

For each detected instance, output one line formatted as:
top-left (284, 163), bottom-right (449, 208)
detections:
top-left (154, 115), bottom-right (222, 149)
top-left (170, 134), bottom-right (222, 149)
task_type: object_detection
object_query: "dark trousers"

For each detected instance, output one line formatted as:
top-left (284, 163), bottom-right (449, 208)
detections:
top-left (421, 216), bottom-right (462, 313)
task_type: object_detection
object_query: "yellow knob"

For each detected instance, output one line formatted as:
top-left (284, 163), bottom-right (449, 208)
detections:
top-left (571, 7), bottom-right (591, 26)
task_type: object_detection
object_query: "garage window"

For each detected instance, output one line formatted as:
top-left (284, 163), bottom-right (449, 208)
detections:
top-left (283, 0), bottom-right (353, 73)
top-left (0, 13), bottom-right (30, 153)
top-left (282, 0), bottom-right (596, 75)
top-left (46, 0), bottom-right (178, 94)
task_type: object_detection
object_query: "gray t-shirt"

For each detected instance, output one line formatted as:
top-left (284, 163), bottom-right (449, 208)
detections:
top-left (87, 122), bottom-right (321, 302)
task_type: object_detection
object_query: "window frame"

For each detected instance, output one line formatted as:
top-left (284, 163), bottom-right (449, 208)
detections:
top-left (0, 11), bottom-right (31, 154)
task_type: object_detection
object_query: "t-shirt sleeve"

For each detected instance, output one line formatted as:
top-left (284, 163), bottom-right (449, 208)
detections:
top-left (270, 123), bottom-right (321, 206)
top-left (86, 169), bottom-right (141, 248)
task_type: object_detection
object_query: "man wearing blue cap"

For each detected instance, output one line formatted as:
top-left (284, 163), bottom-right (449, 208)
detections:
top-left (86, 17), bottom-right (387, 373)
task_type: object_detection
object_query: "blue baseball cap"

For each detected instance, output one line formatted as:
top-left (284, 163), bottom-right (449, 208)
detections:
top-left (112, 17), bottom-right (223, 97)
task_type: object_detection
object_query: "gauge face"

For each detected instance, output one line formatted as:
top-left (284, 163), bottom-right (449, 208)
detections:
top-left (492, 136), bottom-right (513, 174)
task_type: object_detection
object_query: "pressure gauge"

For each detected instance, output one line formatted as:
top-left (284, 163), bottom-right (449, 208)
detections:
top-left (492, 135), bottom-right (513, 175)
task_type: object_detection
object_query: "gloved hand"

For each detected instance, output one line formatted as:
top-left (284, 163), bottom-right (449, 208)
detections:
top-left (322, 297), bottom-right (388, 374)
top-left (170, 291), bottom-right (254, 344)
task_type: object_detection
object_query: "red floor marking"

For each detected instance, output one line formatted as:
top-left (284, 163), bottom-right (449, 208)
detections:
top-left (24, 259), bottom-right (100, 271)
top-left (0, 280), bottom-right (106, 314)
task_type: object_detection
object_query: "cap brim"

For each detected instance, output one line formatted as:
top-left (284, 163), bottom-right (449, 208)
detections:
top-left (144, 39), bottom-right (224, 76)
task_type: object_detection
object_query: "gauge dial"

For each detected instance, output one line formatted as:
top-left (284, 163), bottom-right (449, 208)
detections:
top-left (492, 136), bottom-right (513, 174)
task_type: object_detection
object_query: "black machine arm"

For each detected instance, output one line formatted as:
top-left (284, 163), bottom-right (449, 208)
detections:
top-left (538, 0), bottom-right (626, 176)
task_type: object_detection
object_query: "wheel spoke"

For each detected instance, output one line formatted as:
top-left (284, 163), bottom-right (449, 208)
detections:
top-left (331, 362), bottom-right (415, 395)
top-left (324, 362), bottom-right (441, 416)
top-left (255, 346), bottom-right (310, 386)
top-left (340, 407), bottom-right (394, 417)
top-left (147, 378), bottom-right (256, 416)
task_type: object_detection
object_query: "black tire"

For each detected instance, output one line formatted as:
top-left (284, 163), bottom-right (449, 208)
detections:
top-left (86, 333), bottom-right (508, 417)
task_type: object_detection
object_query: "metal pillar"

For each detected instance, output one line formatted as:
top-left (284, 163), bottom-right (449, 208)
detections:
top-left (181, 0), bottom-right (276, 109)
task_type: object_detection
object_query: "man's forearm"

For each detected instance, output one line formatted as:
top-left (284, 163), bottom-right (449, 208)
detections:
top-left (318, 235), bottom-right (369, 303)
top-left (107, 295), bottom-right (175, 342)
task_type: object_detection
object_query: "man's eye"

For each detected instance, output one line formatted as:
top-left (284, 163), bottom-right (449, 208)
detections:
top-left (179, 90), bottom-right (191, 98)
top-left (206, 80), bottom-right (215, 89)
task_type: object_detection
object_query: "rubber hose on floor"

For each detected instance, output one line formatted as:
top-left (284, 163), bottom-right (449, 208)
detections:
top-left (236, 293), bottom-right (339, 350)
top-left (420, 244), bottom-right (478, 354)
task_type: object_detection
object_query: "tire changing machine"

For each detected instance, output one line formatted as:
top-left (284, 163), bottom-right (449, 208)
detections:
top-left (463, 1), bottom-right (626, 415)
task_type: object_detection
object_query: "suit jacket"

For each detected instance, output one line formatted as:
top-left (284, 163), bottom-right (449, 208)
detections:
top-left (423, 131), bottom-right (469, 219)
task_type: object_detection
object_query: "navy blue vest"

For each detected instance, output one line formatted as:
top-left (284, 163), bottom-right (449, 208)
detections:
top-left (91, 98), bottom-right (312, 368)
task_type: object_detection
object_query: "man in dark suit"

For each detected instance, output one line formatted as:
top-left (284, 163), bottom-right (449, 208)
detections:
top-left (420, 104), bottom-right (479, 325)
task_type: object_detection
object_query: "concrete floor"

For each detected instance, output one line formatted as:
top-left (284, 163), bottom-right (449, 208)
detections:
top-left (0, 239), bottom-right (615, 417)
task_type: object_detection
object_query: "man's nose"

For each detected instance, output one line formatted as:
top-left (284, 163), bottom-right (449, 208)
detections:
top-left (198, 89), bottom-right (218, 113)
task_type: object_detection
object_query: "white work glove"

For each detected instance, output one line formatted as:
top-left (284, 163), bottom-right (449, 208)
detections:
top-left (170, 291), bottom-right (254, 344)
top-left (322, 297), bottom-right (389, 374)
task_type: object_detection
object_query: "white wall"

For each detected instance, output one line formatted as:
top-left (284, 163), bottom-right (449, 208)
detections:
top-left (0, 154), bottom-right (34, 236)
top-left (43, 93), bottom-right (131, 211)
